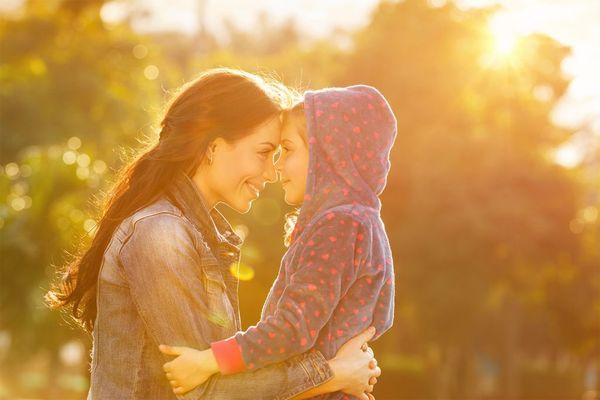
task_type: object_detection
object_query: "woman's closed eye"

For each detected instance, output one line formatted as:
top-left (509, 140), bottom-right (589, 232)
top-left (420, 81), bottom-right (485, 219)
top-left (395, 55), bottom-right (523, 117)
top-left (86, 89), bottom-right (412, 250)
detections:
top-left (258, 149), bottom-right (271, 158)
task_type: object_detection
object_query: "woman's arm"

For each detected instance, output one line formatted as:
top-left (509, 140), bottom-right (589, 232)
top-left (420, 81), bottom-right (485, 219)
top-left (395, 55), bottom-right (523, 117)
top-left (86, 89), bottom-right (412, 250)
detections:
top-left (119, 214), bottom-right (334, 400)
top-left (162, 327), bottom-right (381, 399)
top-left (292, 341), bottom-right (380, 400)
top-left (189, 351), bottom-right (334, 400)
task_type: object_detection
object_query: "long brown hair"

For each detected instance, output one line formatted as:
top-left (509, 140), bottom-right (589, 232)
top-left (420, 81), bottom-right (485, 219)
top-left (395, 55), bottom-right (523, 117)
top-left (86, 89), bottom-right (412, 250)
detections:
top-left (46, 68), bottom-right (289, 332)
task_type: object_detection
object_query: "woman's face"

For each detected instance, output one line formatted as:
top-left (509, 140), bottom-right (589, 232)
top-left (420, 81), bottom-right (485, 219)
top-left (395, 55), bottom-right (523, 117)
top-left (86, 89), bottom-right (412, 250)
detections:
top-left (201, 117), bottom-right (281, 213)
top-left (275, 116), bottom-right (309, 206)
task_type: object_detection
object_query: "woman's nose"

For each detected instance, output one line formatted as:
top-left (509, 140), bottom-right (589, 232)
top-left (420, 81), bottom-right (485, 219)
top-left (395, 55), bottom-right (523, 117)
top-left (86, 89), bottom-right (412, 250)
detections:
top-left (264, 160), bottom-right (278, 183)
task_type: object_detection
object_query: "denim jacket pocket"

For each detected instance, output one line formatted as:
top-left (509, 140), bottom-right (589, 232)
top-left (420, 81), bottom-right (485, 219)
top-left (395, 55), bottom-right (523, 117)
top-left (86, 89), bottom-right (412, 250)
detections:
top-left (202, 264), bottom-right (236, 333)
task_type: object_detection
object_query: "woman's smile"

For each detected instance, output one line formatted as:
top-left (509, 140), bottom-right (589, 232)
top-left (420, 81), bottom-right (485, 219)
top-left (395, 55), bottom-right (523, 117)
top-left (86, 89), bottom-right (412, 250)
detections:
top-left (245, 181), bottom-right (261, 198)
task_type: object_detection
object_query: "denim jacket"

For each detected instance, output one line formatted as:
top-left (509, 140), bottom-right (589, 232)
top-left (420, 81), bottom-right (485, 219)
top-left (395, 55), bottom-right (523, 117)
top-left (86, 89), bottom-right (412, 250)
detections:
top-left (87, 172), bottom-right (333, 399)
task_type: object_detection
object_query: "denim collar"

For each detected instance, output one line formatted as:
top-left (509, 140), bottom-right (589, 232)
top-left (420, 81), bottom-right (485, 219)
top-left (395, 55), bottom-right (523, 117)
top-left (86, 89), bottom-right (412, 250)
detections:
top-left (166, 171), bottom-right (242, 267)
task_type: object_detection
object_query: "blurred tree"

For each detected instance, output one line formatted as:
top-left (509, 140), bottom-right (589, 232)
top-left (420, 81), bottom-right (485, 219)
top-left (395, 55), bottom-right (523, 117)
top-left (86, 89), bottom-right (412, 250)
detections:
top-left (0, 0), bottom-right (172, 163)
top-left (0, 0), bottom-right (176, 397)
top-left (335, 0), bottom-right (595, 397)
top-left (1, 0), bottom-right (597, 398)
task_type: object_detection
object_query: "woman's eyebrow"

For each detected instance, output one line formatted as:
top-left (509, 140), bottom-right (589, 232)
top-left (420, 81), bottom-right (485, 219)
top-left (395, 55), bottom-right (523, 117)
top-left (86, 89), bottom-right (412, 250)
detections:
top-left (259, 142), bottom-right (277, 150)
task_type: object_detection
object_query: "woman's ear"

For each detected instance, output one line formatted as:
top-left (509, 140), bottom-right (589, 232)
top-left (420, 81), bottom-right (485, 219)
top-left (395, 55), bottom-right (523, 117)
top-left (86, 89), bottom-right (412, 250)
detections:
top-left (210, 137), bottom-right (232, 156)
top-left (205, 139), bottom-right (222, 164)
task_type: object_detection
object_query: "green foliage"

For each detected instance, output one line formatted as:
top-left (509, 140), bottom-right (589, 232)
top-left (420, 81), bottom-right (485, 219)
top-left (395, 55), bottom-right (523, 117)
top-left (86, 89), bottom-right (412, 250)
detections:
top-left (0, 0), bottom-right (597, 398)
top-left (0, 3), bottom-right (171, 163)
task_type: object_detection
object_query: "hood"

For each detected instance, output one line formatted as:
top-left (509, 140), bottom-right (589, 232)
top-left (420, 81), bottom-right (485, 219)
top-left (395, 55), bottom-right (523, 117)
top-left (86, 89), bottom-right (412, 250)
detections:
top-left (290, 85), bottom-right (397, 242)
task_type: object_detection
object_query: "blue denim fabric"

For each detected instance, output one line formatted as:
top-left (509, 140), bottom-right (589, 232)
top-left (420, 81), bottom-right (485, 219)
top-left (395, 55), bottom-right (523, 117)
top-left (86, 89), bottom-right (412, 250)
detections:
top-left (87, 172), bottom-right (333, 399)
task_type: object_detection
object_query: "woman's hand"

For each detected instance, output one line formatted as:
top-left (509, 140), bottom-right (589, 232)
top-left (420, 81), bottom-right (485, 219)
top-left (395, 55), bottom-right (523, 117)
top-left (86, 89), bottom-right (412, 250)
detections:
top-left (328, 326), bottom-right (381, 400)
top-left (159, 345), bottom-right (219, 395)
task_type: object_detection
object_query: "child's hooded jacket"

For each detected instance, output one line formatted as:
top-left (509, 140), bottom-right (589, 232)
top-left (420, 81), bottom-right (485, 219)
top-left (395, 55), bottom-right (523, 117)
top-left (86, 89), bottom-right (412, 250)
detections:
top-left (211, 86), bottom-right (397, 385)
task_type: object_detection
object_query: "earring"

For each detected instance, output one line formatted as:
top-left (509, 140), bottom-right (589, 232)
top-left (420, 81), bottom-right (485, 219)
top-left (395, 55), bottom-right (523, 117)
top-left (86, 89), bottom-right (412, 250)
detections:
top-left (206, 144), bottom-right (216, 165)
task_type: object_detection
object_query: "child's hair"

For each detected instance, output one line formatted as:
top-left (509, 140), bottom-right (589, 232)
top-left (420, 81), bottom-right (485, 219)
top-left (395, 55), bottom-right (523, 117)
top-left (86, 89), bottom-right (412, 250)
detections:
top-left (281, 101), bottom-right (305, 135)
top-left (283, 210), bottom-right (299, 247)
top-left (282, 101), bottom-right (305, 247)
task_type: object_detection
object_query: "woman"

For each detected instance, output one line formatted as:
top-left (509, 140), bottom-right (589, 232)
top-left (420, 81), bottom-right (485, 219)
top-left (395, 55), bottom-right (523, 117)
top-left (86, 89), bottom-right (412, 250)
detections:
top-left (160, 86), bottom-right (397, 400)
top-left (47, 68), bottom-right (380, 400)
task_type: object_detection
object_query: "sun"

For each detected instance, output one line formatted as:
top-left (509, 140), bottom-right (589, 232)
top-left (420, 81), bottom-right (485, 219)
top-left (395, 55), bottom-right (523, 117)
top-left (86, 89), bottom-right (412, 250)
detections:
top-left (487, 12), bottom-right (522, 62)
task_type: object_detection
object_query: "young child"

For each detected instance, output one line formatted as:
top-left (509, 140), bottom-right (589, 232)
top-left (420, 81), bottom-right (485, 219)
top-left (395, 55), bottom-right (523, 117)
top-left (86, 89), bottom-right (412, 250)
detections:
top-left (160, 85), bottom-right (397, 398)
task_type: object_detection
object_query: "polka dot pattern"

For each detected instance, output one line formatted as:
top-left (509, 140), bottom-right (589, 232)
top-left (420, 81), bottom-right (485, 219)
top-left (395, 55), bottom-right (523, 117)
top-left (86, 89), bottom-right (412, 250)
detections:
top-left (228, 86), bottom-right (396, 396)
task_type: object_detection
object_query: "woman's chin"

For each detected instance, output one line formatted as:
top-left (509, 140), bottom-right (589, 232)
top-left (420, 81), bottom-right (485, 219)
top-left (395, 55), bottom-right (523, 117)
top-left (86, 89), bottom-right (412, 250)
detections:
top-left (235, 201), bottom-right (253, 214)
top-left (224, 196), bottom-right (254, 214)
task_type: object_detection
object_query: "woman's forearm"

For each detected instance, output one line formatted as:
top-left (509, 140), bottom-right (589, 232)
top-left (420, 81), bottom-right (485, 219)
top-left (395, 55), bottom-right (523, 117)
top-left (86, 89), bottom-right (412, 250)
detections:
top-left (183, 350), bottom-right (334, 400)
top-left (291, 380), bottom-right (338, 399)
top-left (291, 358), bottom-right (343, 399)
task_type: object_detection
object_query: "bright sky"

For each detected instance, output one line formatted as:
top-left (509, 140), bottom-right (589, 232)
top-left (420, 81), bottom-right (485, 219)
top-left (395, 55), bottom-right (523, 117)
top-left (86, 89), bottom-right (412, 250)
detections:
top-left (119, 0), bottom-right (599, 136)
top-left (2, 0), bottom-right (598, 161)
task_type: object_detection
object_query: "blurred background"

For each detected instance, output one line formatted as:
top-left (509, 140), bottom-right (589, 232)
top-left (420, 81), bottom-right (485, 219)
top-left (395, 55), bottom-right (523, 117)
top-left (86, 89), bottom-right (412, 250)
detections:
top-left (1, 0), bottom-right (599, 398)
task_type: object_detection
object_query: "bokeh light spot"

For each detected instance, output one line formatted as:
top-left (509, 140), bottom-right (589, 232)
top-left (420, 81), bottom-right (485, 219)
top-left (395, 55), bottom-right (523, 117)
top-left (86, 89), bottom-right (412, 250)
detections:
top-left (144, 65), bottom-right (159, 80)
top-left (230, 262), bottom-right (255, 281)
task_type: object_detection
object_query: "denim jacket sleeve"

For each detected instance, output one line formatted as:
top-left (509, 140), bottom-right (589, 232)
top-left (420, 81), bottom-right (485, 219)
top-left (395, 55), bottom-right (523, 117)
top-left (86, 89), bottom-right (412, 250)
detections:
top-left (193, 350), bottom-right (333, 400)
top-left (118, 212), bottom-right (333, 400)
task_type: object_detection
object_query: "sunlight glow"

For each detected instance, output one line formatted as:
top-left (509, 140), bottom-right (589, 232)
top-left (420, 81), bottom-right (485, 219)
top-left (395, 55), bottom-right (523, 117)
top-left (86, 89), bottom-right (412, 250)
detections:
top-left (489, 12), bottom-right (521, 58)
top-left (554, 143), bottom-right (582, 168)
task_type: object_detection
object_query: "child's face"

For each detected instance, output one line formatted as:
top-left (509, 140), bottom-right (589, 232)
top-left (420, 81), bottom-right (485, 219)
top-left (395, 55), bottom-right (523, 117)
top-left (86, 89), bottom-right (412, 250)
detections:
top-left (276, 116), bottom-right (308, 206)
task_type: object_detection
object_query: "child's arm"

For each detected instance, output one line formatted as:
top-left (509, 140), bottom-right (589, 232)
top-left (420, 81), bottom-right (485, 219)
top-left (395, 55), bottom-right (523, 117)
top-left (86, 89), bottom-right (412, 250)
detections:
top-left (159, 212), bottom-right (366, 389)
top-left (160, 326), bottom-right (382, 398)
top-left (213, 212), bottom-right (367, 374)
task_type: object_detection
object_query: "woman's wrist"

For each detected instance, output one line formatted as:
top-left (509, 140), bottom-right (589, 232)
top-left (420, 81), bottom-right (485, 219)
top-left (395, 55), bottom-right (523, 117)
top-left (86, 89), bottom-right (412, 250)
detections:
top-left (324, 357), bottom-right (346, 392)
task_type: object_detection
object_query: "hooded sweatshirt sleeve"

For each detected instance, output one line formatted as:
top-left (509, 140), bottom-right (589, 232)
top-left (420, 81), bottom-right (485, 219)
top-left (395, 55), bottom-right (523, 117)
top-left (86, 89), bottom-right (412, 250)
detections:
top-left (210, 211), bottom-right (365, 373)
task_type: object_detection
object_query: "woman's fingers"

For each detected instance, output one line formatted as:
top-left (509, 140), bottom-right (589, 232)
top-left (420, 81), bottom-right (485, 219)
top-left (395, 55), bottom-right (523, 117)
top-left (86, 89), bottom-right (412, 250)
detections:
top-left (371, 366), bottom-right (382, 378)
top-left (367, 393), bottom-right (376, 400)
top-left (369, 358), bottom-right (379, 369)
top-left (365, 384), bottom-right (374, 393)
top-left (369, 376), bottom-right (378, 385)
top-left (369, 357), bottom-right (378, 368)
top-left (346, 326), bottom-right (376, 349)
top-left (358, 393), bottom-right (369, 400)
top-left (361, 342), bottom-right (368, 352)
